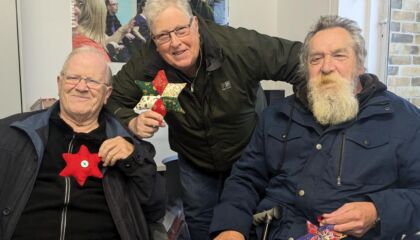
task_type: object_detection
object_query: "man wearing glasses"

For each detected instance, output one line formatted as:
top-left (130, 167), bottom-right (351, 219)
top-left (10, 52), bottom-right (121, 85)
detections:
top-left (106, 0), bottom-right (303, 239)
top-left (0, 47), bottom-right (165, 240)
top-left (105, 0), bottom-right (127, 37)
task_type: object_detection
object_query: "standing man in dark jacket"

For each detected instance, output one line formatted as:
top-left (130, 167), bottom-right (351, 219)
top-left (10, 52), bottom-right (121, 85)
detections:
top-left (105, 0), bottom-right (302, 239)
top-left (0, 47), bottom-right (165, 240)
top-left (210, 16), bottom-right (420, 240)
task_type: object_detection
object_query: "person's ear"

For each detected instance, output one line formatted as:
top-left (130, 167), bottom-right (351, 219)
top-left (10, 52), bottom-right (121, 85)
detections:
top-left (193, 16), bottom-right (199, 29)
top-left (57, 75), bottom-right (62, 98)
top-left (57, 75), bottom-right (62, 91)
top-left (103, 86), bottom-right (113, 104)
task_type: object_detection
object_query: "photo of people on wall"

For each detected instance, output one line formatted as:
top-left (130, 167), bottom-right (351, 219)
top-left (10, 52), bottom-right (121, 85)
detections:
top-left (71, 0), bottom-right (228, 63)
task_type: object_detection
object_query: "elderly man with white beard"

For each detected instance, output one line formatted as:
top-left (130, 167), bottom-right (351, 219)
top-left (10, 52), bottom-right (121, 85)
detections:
top-left (209, 15), bottom-right (420, 240)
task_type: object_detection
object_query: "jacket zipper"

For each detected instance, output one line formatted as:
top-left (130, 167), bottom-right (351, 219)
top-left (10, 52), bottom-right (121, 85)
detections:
top-left (186, 72), bottom-right (213, 161)
top-left (60, 134), bottom-right (75, 240)
top-left (191, 49), bottom-right (203, 92)
top-left (336, 133), bottom-right (346, 186)
top-left (202, 72), bottom-right (212, 131)
top-left (185, 81), bottom-right (211, 131)
top-left (335, 101), bottom-right (389, 186)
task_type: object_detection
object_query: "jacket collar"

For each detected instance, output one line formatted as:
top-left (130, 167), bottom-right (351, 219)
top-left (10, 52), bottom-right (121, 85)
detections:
top-left (10, 104), bottom-right (55, 162)
top-left (357, 73), bottom-right (387, 107)
top-left (355, 73), bottom-right (391, 121)
top-left (143, 16), bottom-right (224, 79)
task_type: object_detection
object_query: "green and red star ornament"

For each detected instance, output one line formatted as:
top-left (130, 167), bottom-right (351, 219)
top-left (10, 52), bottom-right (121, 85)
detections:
top-left (59, 145), bottom-right (103, 186)
top-left (134, 70), bottom-right (186, 117)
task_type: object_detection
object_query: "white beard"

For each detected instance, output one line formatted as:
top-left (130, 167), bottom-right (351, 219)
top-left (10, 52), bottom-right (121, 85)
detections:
top-left (308, 72), bottom-right (359, 125)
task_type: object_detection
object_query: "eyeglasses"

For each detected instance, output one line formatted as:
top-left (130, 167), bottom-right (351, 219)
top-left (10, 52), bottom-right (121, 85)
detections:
top-left (61, 73), bottom-right (109, 89)
top-left (152, 18), bottom-right (193, 45)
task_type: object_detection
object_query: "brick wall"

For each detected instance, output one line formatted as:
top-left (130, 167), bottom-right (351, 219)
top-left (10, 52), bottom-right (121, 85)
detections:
top-left (388, 0), bottom-right (420, 107)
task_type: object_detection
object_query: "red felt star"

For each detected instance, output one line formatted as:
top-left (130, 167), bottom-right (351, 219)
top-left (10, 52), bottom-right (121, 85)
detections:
top-left (59, 145), bottom-right (103, 186)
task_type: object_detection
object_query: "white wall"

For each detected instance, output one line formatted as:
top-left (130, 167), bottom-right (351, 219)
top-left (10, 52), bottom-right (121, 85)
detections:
top-left (17, 0), bottom-right (72, 111)
top-left (0, 0), bottom-right (22, 118)
top-left (229, 0), bottom-right (279, 36)
top-left (229, 0), bottom-right (339, 40)
top-left (277, 0), bottom-right (339, 42)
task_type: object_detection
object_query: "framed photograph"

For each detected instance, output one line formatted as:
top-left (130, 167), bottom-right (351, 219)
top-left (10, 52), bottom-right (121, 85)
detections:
top-left (71, 0), bottom-right (147, 63)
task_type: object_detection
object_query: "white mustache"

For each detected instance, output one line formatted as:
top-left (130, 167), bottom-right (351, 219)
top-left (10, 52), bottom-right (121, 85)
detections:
top-left (308, 73), bottom-right (359, 125)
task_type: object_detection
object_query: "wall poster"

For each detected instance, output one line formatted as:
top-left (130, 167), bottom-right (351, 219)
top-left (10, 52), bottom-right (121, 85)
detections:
top-left (71, 0), bottom-right (228, 63)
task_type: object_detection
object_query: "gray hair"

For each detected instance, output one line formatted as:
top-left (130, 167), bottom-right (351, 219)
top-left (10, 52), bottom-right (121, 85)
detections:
top-left (298, 15), bottom-right (367, 78)
top-left (61, 47), bottom-right (113, 85)
top-left (143, 0), bottom-right (193, 31)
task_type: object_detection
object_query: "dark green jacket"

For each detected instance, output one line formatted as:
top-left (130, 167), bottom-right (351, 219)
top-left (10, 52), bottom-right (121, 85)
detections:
top-left (106, 18), bottom-right (302, 172)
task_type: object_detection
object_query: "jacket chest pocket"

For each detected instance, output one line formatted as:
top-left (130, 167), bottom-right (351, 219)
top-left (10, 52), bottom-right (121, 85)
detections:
top-left (339, 129), bottom-right (397, 185)
top-left (266, 124), bottom-right (311, 174)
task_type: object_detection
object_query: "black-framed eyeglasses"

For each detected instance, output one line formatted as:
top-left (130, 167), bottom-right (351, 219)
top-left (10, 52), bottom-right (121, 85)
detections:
top-left (61, 73), bottom-right (110, 89)
top-left (152, 18), bottom-right (193, 45)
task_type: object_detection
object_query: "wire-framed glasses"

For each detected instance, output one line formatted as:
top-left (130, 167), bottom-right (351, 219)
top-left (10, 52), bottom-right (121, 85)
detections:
top-left (152, 18), bottom-right (193, 45)
top-left (61, 73), bottom-right (109, 89)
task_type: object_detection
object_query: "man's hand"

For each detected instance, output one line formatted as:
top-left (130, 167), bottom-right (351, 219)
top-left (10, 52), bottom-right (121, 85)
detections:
top-left (125, 32), bottom-right (135, 40)
top-left (108, 41), bottom-right (124, 51)
top-left (128, 110), bottom-right (166, 139)
top-left (214, 230), bottom-right (245, 240)
top-left (121, 18), bottom-right (135, 34)
top-left (99, 136), bottom-right (134, 167)
top-left (321, 202), bottom-right (378, 238)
